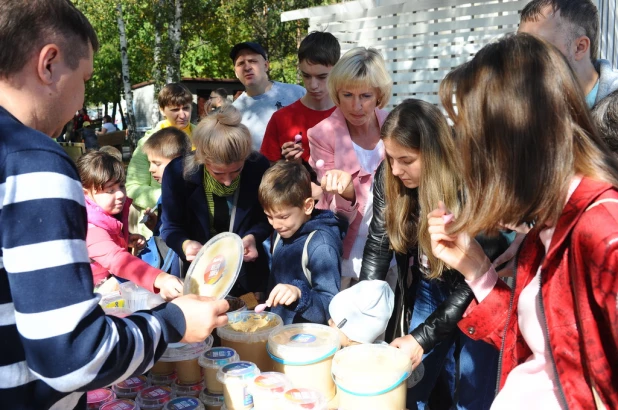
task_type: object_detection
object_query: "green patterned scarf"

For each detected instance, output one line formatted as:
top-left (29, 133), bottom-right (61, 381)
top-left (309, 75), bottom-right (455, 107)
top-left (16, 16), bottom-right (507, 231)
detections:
top-left (203, 167), bottom-right (240, 233)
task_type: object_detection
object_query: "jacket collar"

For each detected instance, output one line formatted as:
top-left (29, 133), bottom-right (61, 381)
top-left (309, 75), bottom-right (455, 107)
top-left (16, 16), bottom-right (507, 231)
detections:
top-left (85, 195), bottom-right (132, 240)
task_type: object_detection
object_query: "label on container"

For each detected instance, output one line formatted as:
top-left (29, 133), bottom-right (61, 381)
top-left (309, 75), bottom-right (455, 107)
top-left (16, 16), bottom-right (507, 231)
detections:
top-left (290, 333), bottom-right (317, 344)
top-left (243, 387), bottom-right (254, 406)
top-left (167, 397), bottom-right (202, 409)
top-left (142, 386), bottom-right (172, 399)
top-left (100, 399), bottom-right (138, 410)
top-left (205, 347), bottom-right (236, 366)
top-left (204, 255), bottom-right (225, 284)
top-left (222, 361), bottom-right (253, 375)
top-left (254, 374), bottom-right (286, 393)
top-left (88, 389), bottom-right (114, 402)
top-left (116, 376), bottom-right (147, 389)
top-left (285, 388), bottom-right (319, 404)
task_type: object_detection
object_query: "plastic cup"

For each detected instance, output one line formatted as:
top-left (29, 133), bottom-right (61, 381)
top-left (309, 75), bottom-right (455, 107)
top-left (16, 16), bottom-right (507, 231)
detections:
top-left (199, 388), bottom-right (225, 410)
top-left (87, 388), bottom-right (116, 409)
top-left (216, 361), bottom-right (260, 410)
top-left (249, 372), bottom-right (292, 410)
top-left (199, 347), bottom-right (239, 393)
top-left (162, 397), bottom-right (205, 410)
top-left (136, 386), bottom-right (173, 410)
top-left (331, 344), bottom-right (413, 410)
top-left (171, 379), bottom-right (205, 398)
top-left (150, 361), bottom-right (175, 376)
top-left (100, 399), bottom-right (140, 410)
top-left (217, 311), bottom-right (282, 372)
top-left (267, 323), bottom-right (340, 401)
top-left (282, 388), bottom-right (327, 410)
top-left (120, 282), bottom-right (152, 312)
top-left (158, 337), bottom-right (213, 384)
top-left (148, 371), bottom-right (177, 386)
top-left (112, 375), bottom-right (150, 399)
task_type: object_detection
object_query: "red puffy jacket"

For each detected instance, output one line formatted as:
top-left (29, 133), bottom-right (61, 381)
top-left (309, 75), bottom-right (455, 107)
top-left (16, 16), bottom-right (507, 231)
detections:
top-left (459, 177), bottom-right (618, 409)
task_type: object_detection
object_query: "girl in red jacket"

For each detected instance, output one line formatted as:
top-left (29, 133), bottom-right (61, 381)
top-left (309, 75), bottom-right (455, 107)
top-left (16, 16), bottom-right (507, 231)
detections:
top-left (424, 34), bottom-right (618, 409)
top-left (76, 151), bottom-right (183, 300)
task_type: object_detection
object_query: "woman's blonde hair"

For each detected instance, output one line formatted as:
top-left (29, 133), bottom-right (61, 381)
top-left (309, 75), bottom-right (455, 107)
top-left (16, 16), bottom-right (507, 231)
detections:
top-left (327, 47), bottom-right (393, 109)
top-left (439, 33), bottom-right (618, 236)
top-left (381, 99), bottom-right (460, 279)
top-left (184, 105), bottom-right (252, 177)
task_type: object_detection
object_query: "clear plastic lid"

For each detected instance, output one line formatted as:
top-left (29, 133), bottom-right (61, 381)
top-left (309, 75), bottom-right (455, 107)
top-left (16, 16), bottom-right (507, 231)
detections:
top-left (113, 375), bottom-right (150, 398)
top-left (199, 388), bottom-right (225, 406)
top-left (136, 386), bottom-right (173, 409)
top-left (100, 399), bottom-right (140, 410)
top-left (216, 361), bottom-right (260, 384)
top-left (249, 372), bottom-right (292, 397)
top-left (104, 307), bottom-right (133, 318)
top-left (162, 397), bottom-right (205, 410)
top-left (282, 388), bottom-right (327, 410)
top-left (217, 311), bottom-right (283, 343)
top-left (171, 380), bottom-right (204, 398)
top-left (148, 371), bottom-right (177, 386)
top-left (198, 347), bottom-right (239, 369)
top-left (87, 388), bottom-right (116, 409)
top-left (267, 323), bottom-right (340, 365)
top-left (159, 336), bottom-right (213, 362)
top-left (99, 291), bottom-right (124, 308)
top-left (183, 232), bottom-right (243, 299)
top-left (331, 344), bottom-right (413, 395)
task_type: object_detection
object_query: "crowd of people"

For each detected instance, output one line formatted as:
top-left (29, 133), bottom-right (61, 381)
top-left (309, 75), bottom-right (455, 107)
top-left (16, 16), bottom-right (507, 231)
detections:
top-left (0, 0), bottom-right (616, 409)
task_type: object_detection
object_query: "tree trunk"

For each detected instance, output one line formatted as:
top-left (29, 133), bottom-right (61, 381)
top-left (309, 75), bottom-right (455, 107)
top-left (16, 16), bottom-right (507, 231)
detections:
top-left (111, 101), bottom-right (117, 123)
top-left (166, 0), bottom-right (182, 83)
top-left (104, 103), bottom-right (108, 117)
top-left (118, 102), bottom-right (127, 131)
top-left (152, 0), bottom-right (165, 127)
top-left (116, 2), bottom-right (137, 145)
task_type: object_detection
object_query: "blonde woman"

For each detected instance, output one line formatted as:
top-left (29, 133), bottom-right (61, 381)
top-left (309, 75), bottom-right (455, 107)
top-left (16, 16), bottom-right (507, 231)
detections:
top-left (361, 99), bottom-right (508, 410)
top-left (308, 47), bottom-right (393, 288)
top-left (159, 106), bottom-right (272, 296)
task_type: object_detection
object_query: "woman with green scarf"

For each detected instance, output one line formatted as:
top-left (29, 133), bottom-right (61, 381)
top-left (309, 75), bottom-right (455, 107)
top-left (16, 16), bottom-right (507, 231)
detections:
top-left (159, 106), bottom-right (272, 296)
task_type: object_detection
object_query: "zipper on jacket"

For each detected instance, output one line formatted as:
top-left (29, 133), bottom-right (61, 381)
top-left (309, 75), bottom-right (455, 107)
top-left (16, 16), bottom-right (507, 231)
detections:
top-left (494, 253), bottom-right (518, 396)
top-left (537, 270), bottom-right (569, 410)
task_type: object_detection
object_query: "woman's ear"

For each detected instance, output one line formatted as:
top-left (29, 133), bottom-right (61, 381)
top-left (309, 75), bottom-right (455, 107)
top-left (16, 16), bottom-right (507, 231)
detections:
top-left (303, 197), bottom-right (315, 215)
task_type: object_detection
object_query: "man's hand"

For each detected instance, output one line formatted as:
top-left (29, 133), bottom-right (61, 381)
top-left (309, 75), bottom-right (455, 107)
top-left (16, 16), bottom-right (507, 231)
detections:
top-left (171, 295), bottom-right (229, 343)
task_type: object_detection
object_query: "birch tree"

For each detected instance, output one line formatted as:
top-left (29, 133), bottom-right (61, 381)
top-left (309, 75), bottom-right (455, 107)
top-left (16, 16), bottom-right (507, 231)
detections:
top-left (152, 0), bottom-right (166, 127)
top-left (166, 0), bottom-right (183, 83)
top-left (117, 2), bottom-right (137, 143)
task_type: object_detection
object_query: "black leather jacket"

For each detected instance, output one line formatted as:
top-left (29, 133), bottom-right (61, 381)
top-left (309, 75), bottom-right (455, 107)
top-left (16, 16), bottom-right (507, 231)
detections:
top-left (360, 162), bottom-right (508, 349)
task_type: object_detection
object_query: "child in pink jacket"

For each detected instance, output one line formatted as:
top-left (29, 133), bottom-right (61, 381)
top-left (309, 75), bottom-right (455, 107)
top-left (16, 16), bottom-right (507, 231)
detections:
top-left (76, 151), bottom-right (183, 300)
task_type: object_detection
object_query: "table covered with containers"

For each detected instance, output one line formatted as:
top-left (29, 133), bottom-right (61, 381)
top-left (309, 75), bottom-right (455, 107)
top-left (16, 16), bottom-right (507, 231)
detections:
top-left (89, 233), bottom-right (419, 410)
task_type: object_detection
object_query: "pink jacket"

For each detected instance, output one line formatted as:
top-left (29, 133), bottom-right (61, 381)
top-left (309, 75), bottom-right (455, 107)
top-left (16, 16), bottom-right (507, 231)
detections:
top-left (308, 107), bottom-right (389, 258)
top-left (85, 195), bottom-right (161, 292)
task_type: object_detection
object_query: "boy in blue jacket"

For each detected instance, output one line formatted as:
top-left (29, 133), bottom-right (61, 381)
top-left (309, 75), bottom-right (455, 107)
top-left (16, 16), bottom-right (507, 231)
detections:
top-left (258, 161), bottom-right (345, 324)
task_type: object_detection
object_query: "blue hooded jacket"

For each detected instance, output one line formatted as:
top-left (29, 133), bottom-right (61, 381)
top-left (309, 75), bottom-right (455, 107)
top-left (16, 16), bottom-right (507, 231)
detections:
top-left (270, 209), bottom-right (344, 325)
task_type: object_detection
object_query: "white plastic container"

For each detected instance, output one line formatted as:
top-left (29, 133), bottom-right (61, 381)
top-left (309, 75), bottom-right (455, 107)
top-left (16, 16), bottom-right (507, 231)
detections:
top-left (113, 375), bottom-right (150, 399)
top-left (281, 388), bottom-right (327, 410)
top-left (158, 337), bottom-right (213, 384)
top-left (199, 389), bottom-right (225, 410)
top-left (217, 311), bottom-right (282, 372)
top-left (162, 397), bottom-right (205, 410)
top-left (331, 344), bottom-right (413, 410)
top-left (216, 361), bottom-right (260, 410)
top-left (120, 282), bottom-right (152, 312)
top-left (100, 399), bottom-right (141, 410)
top-left (199, 347), bottom-right (239, 393)
top-left (136, 386), bottom-right (173, 410)
top-left (267, 323), bottom-right (340, 401)
top-left (249, 372), bottom-right (292, 410)
top-left (87, 388), bottom-right (116, 409)
top-left (148, 372), bottom-right (177, 386)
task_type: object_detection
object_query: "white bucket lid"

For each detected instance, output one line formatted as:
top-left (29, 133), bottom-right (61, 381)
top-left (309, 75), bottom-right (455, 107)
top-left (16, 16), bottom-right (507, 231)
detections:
top-left (217, 311), bottom-right (282, 343)
top-left (267, 323), bottom-right (340, 365)
top-left (158, 336), bottom-right (213, 362)
top-left (331, 344), bottom-right (413, 396)
top-left (183, 232), bottom-right (243, 300)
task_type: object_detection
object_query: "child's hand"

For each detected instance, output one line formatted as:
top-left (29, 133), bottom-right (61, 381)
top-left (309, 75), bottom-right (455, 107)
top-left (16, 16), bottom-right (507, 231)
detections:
top-left (154, 272), bottom-right (183, 301)
top-left (242, 234), bottom-right (258, 262)
top-left (182, 240), bottom-right (203, 262)
top-left (142, 208), bottom-right (158, 232)
top-left (320, 169), bottom-right (355, 202)
top-left (390, 334), bottom-right (424, 370)
top-left (266, 284), bottom-right (301, 307)
top-left (281, 141), bottom-right (303, 162)
top-left (129, 234), bottom-right (147, 250)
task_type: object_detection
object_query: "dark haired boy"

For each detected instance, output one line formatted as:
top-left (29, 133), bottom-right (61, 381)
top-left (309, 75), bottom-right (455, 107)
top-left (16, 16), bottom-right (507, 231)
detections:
top-left (260, 31), bottom-right (341, 163)
top-left (258, 161), bottom-right (345, 325)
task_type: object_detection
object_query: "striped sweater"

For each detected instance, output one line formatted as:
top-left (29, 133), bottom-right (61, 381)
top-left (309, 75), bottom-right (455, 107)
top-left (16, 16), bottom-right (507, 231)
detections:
top-left (0, 107), bottom-right (186, 409)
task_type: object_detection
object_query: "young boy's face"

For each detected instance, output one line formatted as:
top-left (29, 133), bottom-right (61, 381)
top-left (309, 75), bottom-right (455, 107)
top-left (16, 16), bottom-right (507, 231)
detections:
top-left (85, 181), bottom-right (126, 215)
top-left (147, 154), bottom-right (173, 183)
top-left (299, 60), bottom-right (333, 104)
top-left (160, 104), bottom-right (192, 130)
top-left (264, 200), bottom-right (313, 239)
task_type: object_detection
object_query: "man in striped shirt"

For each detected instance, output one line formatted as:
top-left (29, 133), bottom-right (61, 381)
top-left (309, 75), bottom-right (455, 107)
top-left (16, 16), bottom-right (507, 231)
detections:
top-left (0, 1), bottom-right (228, 408)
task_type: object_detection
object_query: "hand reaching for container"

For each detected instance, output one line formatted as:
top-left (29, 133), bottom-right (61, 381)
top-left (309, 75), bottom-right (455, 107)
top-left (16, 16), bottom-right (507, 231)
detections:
top-left (390, 334), bottom-right (424, 370)
top-left (182, 240), bottom-right (203, 262)
top-left (154, 272), bottom-right (184, 301)
top-left (266, 284), bottom-right (302, 307)
top-left (242, 234), bottom-right (258, 262)
top-left (171, 295), bottom-right (229, 343)
top-left (320, 169), bottom-right (355, 203)
top-left (128, 234), bottom-right (146, 251)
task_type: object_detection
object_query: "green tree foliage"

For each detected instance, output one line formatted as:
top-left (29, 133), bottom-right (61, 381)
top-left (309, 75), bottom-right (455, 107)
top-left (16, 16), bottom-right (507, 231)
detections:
top-left (76, 0), bottom-right (337, 106)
